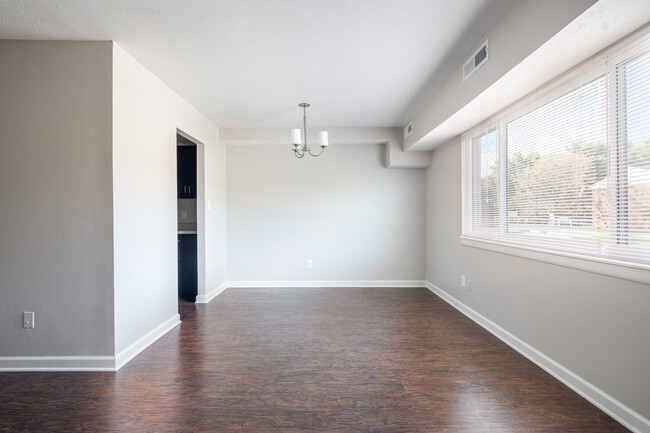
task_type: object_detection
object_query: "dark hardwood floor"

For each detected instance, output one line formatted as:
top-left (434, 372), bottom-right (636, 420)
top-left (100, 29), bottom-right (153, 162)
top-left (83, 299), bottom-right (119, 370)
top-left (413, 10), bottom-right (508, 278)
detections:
top-left (0, 288), bottom-right (628, 432)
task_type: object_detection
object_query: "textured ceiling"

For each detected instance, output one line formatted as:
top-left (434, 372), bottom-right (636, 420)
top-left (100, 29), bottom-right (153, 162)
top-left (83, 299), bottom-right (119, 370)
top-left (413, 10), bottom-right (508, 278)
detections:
top-left (0, 0), bottom-right (496, 128)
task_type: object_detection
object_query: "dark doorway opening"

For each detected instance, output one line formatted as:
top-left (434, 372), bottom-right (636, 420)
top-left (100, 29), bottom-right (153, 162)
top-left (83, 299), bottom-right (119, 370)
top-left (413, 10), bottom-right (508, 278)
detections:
top-left (177, 134), bottom-right (197, 302)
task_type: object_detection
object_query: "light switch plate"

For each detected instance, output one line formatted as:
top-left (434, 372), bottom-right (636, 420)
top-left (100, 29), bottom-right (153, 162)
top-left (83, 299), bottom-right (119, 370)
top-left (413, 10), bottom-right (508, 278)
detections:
top-left (23, 311), bottom-right (34, 328)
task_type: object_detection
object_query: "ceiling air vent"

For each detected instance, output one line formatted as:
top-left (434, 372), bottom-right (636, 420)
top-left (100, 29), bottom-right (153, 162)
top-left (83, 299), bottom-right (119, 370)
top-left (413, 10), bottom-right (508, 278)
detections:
top-left (463, 39), bottom-right (489, 82)
top-left (404, 122), bottom-right (413, 139)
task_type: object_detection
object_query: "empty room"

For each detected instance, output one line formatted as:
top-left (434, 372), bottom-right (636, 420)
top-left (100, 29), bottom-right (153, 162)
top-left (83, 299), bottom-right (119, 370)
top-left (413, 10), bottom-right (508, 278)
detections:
top-left (1, 0), bottom-right (649, 432)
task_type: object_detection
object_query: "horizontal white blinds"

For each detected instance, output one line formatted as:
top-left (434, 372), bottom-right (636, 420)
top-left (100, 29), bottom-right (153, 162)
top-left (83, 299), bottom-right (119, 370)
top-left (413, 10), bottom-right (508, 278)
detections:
top-left (469, 129), bottom-right (498, 234)
top-left (614, 49), bottom-right (650, 263)
top-left (462, 33), bottom-right (650, 265)
top-left (505, 74), bottom-right (608, 257)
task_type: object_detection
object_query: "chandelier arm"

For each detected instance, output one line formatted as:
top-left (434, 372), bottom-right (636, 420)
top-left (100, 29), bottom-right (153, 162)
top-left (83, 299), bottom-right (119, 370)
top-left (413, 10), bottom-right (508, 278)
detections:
top-left (294, 149), bottom-right (305, 159)
top-left (307, 147), bottom-right (325, 157)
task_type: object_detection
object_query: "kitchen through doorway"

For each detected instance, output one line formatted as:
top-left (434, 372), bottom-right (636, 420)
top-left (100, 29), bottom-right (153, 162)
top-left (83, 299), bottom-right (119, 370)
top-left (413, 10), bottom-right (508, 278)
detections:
top-left (177, 133), bottom-right (197, 303)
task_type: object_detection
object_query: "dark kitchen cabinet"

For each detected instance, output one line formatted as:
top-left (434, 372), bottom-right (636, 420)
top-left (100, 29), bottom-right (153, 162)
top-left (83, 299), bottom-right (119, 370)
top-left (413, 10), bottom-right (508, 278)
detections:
top-left (178, 233), bottom-right (197, 301)
top-left (177, 145), bottom-right (196, 198)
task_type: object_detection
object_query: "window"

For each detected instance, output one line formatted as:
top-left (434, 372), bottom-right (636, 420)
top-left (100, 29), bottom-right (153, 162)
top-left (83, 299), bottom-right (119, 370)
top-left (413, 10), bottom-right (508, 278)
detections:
top-left (469, 128), bottom-right (498, 233)
top-left (462, 31), bottom-right (650, 267)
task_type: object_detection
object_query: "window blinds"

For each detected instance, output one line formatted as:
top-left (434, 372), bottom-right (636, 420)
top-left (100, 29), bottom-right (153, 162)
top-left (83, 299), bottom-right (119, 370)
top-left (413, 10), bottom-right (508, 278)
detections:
top-left (462, 32), bottom-right (650, 265)
top-left (611, 49), bottom-right (650, 262)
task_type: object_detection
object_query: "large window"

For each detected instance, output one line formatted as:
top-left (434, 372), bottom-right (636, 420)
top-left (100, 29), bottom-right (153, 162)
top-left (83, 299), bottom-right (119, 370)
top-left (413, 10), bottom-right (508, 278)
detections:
top-left (462, 31), bottom-right (650, 267)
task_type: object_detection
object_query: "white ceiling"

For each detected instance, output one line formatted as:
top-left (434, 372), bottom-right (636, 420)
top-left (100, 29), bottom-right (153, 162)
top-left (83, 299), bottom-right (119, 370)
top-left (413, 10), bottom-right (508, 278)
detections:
top-left (0, 0), bottom-right (498, 128)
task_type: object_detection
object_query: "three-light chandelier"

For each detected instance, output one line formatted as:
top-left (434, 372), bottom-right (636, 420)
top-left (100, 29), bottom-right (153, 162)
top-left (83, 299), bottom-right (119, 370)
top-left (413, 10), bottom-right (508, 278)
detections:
top-left (291, 103), bottom-right (328, 158)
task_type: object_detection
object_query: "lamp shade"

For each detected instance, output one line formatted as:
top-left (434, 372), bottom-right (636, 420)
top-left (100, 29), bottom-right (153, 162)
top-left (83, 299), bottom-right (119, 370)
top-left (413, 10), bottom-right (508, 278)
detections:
top-left (291, 128), bottom-right (302, 145)
top-left (319, 131), bottom-right (329, 147)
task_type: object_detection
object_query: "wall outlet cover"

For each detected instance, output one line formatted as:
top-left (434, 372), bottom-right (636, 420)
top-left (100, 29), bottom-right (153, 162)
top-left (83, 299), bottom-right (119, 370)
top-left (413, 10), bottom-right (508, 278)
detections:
top-left (23, 311), bottom-right (35, 329)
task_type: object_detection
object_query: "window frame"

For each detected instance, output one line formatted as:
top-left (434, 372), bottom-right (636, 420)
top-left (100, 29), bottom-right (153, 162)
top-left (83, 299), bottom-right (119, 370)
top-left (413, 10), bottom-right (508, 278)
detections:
top-left (461, 28), bottom-right (650, 285)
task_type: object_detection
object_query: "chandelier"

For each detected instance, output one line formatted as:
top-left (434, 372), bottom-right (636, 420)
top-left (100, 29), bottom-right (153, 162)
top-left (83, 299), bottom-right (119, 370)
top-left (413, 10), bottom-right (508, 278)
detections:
top-left (291, 103), bottom-right (329, 158)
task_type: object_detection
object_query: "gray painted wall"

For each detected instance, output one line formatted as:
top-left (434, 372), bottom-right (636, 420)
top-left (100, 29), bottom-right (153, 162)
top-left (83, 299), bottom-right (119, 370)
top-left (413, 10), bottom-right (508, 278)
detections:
top-left (227, 143), bottom-right (425, 281)
top-left (405, 0), bottom-right (597, 150)
top-left (425, 136), bottom-right (650, 419)
top-left (203, 135), bottom-right (228, 294)
top-left (112, 44), bottom-right (226, 355)
top-left (0, 41), bottom-right (115, 356)
top-left (0, 41), bottom-right (228, 361)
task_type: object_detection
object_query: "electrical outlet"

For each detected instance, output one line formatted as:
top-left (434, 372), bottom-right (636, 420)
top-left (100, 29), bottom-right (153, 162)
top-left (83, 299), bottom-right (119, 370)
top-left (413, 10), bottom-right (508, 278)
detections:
top-left (306, 259), bottom-right (313, 269)
top-left (460, 275), bottom-right (466, 287)
top-left (23, 312), bottom-right (34, 329)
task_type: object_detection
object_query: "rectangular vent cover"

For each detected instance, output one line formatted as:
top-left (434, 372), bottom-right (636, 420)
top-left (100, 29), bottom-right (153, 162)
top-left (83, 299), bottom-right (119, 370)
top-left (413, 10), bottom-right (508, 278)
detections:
top-left (404, 122), bottom-right (413, 139)
top-left (463, 39), bottom-right (489, 82)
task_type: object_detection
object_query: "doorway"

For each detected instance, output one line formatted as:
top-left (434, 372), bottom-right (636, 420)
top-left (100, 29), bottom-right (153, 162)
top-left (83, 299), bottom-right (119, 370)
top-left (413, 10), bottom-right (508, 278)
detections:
top-left (177, 133), bottom-right (197, 302)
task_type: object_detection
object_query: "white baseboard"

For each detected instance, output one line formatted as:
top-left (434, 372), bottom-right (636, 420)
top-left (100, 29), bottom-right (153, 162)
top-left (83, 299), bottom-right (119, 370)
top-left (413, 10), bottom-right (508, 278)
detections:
top-left (0, 355), bottom-right (116, 371)
top-left (193, 280), bottom-right (429, 304)
top-left (0, 314), bottom-right (182, 372)
top-left (226, 280), bottom-right (428, 289)
top-left (425, 281), bottom-right (650, 433)
top-left (115, 313), bottom-right (181, 370)
top-left (196, 282), bottom-right (228, 303)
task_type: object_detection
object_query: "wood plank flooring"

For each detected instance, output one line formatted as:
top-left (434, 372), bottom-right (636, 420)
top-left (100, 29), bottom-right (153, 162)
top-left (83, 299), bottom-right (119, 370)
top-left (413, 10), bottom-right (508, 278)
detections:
top-left (0, 288), bottom-right (628, 432)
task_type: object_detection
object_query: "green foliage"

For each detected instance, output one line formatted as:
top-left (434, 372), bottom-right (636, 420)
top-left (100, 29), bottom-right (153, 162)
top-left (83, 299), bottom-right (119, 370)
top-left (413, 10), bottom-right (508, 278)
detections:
top-left (507, 151), bottom-right (540, 206)
top-left (516, 152), bottom-right (592, 219)
top-left (567, 140), bottom-right (607, 185)
top-left (480, 138), bottom-right (649, 228)
top-left (629, 140), bottom-right (650, 168)
top-left (506, 141), bottom-right (606, 223)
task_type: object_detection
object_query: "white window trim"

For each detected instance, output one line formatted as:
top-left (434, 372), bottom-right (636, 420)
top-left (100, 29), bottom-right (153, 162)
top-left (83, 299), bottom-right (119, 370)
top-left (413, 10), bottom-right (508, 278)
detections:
top-left (460, 26), bottom-right (650, 285)
top-left (460, 236), bottom-right (650, 285)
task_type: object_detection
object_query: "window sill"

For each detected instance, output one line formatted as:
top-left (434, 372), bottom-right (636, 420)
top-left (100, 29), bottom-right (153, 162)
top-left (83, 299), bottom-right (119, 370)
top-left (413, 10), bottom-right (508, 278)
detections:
top-left (459, 236), bottom-right (650, 285)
